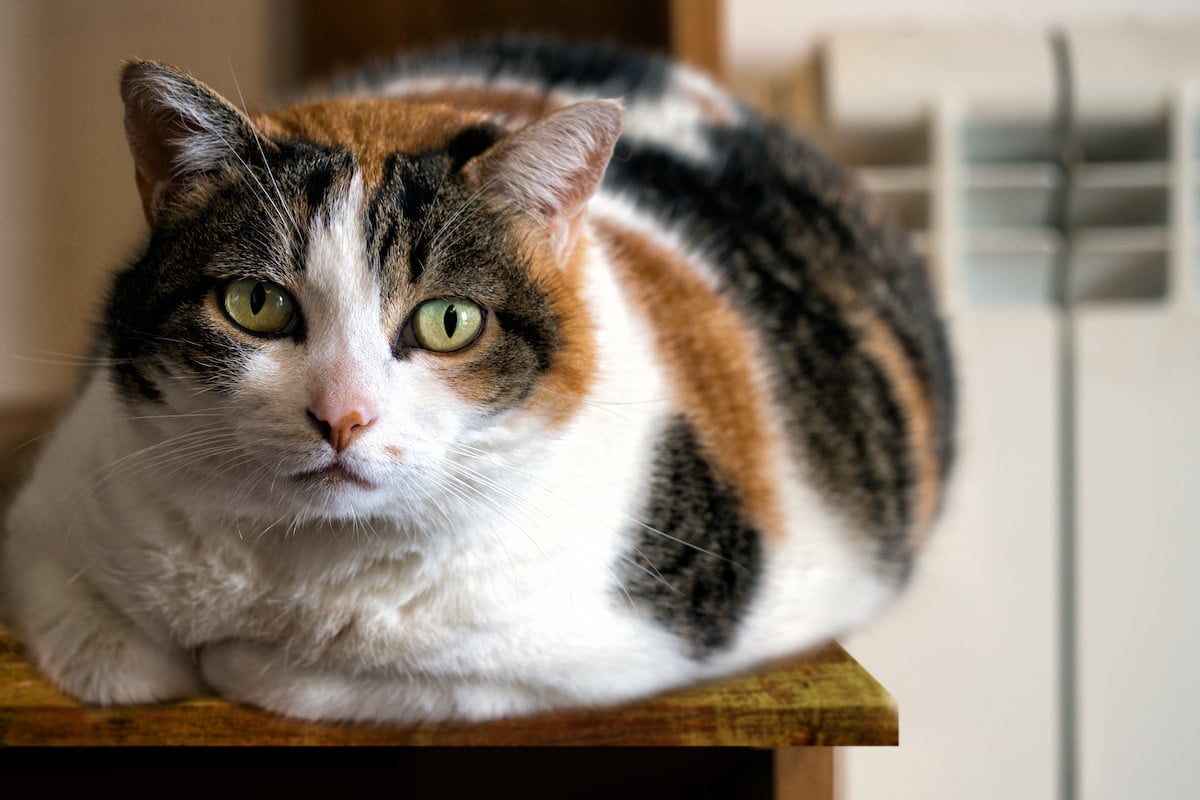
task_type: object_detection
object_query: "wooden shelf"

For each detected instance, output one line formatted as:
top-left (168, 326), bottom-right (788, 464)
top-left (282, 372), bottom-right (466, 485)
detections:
top-left (0, 627), bottom-right (894, 747)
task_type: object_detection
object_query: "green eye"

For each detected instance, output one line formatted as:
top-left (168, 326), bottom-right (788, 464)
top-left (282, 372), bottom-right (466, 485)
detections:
top-left (411, 298), bottom-right (484, 352)
top-left (223, 278), bottom-right (297, 336)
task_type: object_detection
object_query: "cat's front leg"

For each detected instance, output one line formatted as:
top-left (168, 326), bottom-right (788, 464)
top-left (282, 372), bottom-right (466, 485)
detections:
top-left (200, 639), bottom-right (424, 723)
top-left (4, 549), bottom-right (205, 705)
top-left (200, 640), bottom-right (551, 723)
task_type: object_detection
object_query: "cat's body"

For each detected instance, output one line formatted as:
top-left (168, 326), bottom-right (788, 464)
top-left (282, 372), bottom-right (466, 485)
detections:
top-left (1, 40), bottom-right (954, 722)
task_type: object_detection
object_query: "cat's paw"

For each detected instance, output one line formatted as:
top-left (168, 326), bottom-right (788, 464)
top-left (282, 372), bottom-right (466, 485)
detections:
top-left (201, 640), bottom-right (414, 722)
top-left (6, 554), bottom-right (204, 705)
top-left (200, 639), bottom-right (303, 714)
top-left (30, 611), bottom-right (204, 705)
top-left (199, 639), bottom-right (276, 696)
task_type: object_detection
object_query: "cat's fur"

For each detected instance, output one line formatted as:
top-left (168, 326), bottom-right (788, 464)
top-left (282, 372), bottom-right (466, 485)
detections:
top-left (1, 39), bottom-right (954, 723)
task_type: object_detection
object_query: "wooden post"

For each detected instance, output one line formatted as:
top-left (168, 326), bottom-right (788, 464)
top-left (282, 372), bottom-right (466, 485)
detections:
top-left (669, 0), bottom-right (724, 79)
top-left (774, 748), bottom-right (834, 800)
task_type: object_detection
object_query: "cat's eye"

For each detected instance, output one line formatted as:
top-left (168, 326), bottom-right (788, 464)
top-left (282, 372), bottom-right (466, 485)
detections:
top-left (410, 298), bottom-right (484, 353)
top-left (222, 278), bottom-right (297, 336)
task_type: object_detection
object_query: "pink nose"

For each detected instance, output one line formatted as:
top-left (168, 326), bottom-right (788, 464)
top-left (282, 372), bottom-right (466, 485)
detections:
top-left (306, 402), bottom-right (377, 454)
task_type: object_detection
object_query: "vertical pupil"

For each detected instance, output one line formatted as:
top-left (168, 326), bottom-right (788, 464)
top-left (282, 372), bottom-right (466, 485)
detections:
top-left (249, 282), bottom-right (267, 315)
top-left (443, 304), bottom-right (458, 338)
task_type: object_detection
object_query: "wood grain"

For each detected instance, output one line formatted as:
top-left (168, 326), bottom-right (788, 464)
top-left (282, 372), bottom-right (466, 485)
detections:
top-left (0, 626), bottom-right (896, 746)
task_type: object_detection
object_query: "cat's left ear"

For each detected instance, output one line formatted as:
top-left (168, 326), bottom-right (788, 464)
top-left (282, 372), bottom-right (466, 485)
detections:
top-left (120, 59), bottom-right (265, 225)
top-left (466, 100), bottom-right (623, 266)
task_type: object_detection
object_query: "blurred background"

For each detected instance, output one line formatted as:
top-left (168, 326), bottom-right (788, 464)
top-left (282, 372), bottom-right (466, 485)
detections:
top-left (1, 1), bottom-right (1198, 797)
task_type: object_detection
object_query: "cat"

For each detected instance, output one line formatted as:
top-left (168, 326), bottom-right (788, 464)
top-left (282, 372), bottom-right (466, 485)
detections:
top-left (1, 38), bottom-right (954, 723)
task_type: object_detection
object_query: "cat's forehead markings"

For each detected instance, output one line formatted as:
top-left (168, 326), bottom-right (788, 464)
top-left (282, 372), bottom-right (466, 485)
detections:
top-left (302, 172), bottom-right (386, 343)
top-left (256, 99), bottom-right (486, 190)
top-left (594, 218), bottom-right (784, 542)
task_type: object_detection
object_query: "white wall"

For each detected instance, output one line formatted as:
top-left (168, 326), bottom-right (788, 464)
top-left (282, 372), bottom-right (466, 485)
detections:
top-left (726, 0), bottom-right (1200, 73)
top-left (0, 0), bottom-right (291, 406)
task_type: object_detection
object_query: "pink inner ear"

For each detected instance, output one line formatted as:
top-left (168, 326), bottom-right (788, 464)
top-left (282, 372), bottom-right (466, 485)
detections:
top-left (119, 59), bottom-right (261, 225)
top-left (468, 100), bottom-right (623, 265)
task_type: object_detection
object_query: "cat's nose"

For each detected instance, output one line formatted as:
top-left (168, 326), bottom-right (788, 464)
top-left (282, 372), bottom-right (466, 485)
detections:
top-left (306, 403), bottom-right (377, 454)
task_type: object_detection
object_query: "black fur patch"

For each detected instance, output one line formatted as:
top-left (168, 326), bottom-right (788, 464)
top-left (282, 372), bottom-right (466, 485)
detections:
top-left (446, 123), bottom-right (504, 171)
top-left (619, 416), bottom-right (763, 658)
top-left (302, 164), bottom-right (336, 215)
top-left (347, 37), bottom-right (672, 105)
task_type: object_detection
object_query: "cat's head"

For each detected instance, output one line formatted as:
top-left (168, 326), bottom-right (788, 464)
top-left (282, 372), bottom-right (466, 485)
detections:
top-left (105, 60), bottom-right (621, 527)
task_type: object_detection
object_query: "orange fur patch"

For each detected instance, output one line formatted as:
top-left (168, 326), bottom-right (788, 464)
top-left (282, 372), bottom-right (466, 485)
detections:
top-left (255, 99), bottom-right (485, 189)
top-left (857, 314), bottom-right (942, 542)
top-left (521, 234), bottom-right (598, 428)
top-left (593, 219), bottom-right (784, 541)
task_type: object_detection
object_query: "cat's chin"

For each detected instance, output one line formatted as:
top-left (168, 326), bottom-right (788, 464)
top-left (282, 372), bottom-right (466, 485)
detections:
top-left (291, 460), bottom-right (376, 491)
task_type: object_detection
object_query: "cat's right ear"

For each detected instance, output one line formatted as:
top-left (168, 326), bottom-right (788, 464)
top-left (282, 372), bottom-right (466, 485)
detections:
top-left (120, 60), bottom-right (265, 225)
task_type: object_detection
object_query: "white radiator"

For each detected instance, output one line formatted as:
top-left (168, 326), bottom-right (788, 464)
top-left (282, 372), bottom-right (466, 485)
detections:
top-left (814, 27), bottom-right (1200, 800)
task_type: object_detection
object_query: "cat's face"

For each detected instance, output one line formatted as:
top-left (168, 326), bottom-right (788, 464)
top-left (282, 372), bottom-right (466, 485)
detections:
top-left (106, 61), bottom-right (620, 527)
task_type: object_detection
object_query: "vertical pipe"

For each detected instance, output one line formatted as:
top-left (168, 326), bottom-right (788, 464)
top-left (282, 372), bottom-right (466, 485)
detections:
top-left (1169, 81), bottom-right (1197, 310)
top-left (1049, 29), bottom-right (1079, 800)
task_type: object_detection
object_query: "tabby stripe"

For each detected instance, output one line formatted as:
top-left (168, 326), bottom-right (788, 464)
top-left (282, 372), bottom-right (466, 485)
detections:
top-left (858, 313), bottom-right (942, 543)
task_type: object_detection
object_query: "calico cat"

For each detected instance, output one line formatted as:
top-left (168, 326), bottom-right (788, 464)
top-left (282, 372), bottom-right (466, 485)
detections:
top-left (1, 39), bottom-right (954, 723)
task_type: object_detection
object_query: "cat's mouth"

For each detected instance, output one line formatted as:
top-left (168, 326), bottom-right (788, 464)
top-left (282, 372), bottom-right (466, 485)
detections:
top-left (292, 460), bottom-right (375, 490)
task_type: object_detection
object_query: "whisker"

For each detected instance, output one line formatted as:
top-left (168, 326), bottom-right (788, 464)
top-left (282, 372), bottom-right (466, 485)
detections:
top-left (425, 174), bottom-right (506, 257)
top-left (228, 61), bottom-right (304, 241)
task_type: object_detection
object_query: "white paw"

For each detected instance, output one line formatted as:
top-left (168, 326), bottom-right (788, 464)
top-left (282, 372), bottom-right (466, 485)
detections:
top-left (35, 616), bottom-right (204, 705)
top-left (199, 639), bottom-right (280, 701)
top-left (200, 640), bottom-right (423, 722)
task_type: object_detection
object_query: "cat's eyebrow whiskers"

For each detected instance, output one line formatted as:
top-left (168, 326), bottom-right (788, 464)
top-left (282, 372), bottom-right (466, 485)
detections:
top-left (425, 174), bottom-right (506, 260)
top-left (226, 62), bottom-right (304, 243)
top-left (411, 167), bottom-right (452, 257)
top-left (200, 120), bottom-right (300, 245)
